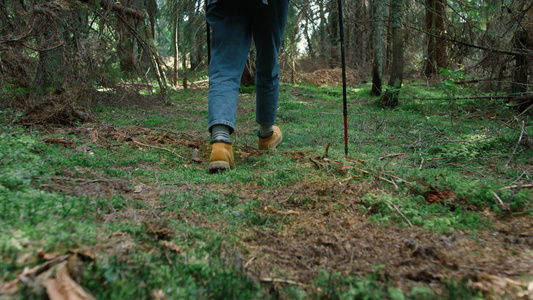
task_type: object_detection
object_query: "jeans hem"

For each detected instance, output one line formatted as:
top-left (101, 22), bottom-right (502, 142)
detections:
top-left (256, 119), bottom-right (277, 126)
top-left (208, 120), bottom-right (235, 134)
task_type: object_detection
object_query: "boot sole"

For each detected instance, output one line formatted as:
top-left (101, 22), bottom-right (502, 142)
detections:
top-left (209, 161), bottom-right (232, 173)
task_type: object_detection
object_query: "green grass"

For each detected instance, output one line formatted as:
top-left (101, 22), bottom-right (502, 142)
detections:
top-left (1, 82), bottom-right (531, 299)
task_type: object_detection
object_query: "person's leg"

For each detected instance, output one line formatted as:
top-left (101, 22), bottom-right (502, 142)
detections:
top-left (207, 1), bottom-right (252, 172)
top-left (207, 1), bottom-right (252, 136)
top-left (252, 0), bottom-right (289, 130)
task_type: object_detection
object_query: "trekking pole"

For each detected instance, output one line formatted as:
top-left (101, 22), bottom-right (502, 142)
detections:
top-left (337, 0), bottom-right (348, 156)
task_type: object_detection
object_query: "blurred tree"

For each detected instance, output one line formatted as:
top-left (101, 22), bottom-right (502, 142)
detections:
top-left (371, 0), bottom-right (386, 96)
top-left (380, 0), bottom-right (404, 108)
top-left (424, 0), bottom-right (447, 76)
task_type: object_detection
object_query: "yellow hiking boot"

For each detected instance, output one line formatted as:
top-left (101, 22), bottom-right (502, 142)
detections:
top-left (209, 142), bottom-right (235, 173)
top-left (258, 125), bottom-right (282, 150)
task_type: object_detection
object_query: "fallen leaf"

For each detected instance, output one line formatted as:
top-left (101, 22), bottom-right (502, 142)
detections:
top-left (91, 130), bottom-right (99, 142)
top-left (337, 164), bottom-right (351, 175)
top-left (16, 252), bottom-right (34, 266)
top-left (0, 278), bottom-right (20, 295)
top-left (264, 205), bottom-right (276, 213)
top-left (43, 252), bottom-right (63, 260)
top-left (133, 184), bottom-right (145, 193)
top-left (42, 138), bottom-right (75, 148)
top-left (67, 254), bottom-right (85, 284)
top-left (20, 265), bottom-right (41, 280)
top-left (424, 188), bottom-right (456, 204)
top-left (151, 289), bottom-right (166, 300)
top-left (235, 149), bottom-right (255, 159)
top-left (160, 241), bottom-right (183, 253)
top-left (67, 249), bottom-right (95, 261)
top-left (43, 266), bottom-right (95, 300)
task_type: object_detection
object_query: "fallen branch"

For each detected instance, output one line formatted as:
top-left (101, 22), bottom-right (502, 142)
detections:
top-left (75, 0), bottom-right (144, 20)
top-left (132, 138), bottom-right (183, 158)
top-left (22, 41), bottom-right (64, 52)
top-left (491, 191), bottom-right (510, 211)
top-left (0, 28), bottom-right (34, 44)
top-left (516, 103), bottom-right (533, 117)
top-left (407, 24), bottom-right (533, 57)
top-left (502, 183), bottom-right (533, 190)
top-left (309, 157), bottom-right (321, 168)
top-left (259, 277), bottom-right (306, 287)
top-left (39, 176), bottom-right (125, 184)
top-left (387, 174), bottom-right (412, 186)
top-left (505, 120), bottom-right (525, 168)
top-left (379, 153), bottom-right (405, 160)
top-left (355, 167), bottom-right (398, 190)
top-left (385, 200), bottom-right (413, 227)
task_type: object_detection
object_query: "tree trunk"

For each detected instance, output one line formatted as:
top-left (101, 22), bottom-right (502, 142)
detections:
top-left (371, 0), bottom-right (386, 96)
top-left (318, 0), bottom-right (328, 66)
top-left (424, 0), bottom-right (447, 76)
top-left (188, 1), bottom-right (202, 72)
top-left (117, 17), bottom-right (136, 76)
top-left (33, 11), bottom-right (66, 95)
top-left (327, 0), bottom-right (339, 67)
top-left (304, 17), bottom-right (314, 58)
top-left (172, 3), bottom-right (179, 87)
top-left (511, 30), bottom-right (528, 95)
top-left (181, 9), bottom-right (188, 89)
top-left (358, 0), bottom-right (367, 68)
top-left (147, 0), bottom-right (156, 38)
top-left (380, 0), bottom-right (404, 108)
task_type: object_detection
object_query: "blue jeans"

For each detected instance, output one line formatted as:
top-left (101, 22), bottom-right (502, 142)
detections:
top-left (207, 0), bottom-right (289, 134)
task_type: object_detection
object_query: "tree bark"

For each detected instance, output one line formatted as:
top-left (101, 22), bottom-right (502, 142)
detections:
top-left (180, 7), bottom-right (188, 89)
top-left (318, 0), bottom-right (329, 66)
top-left (371, 0), bottom-right (386, 96)
top-left (380, 0), bottom-right (404, 108)
top-left (511, 3), bottom-right (532, 96)
top-left (511, 30), bottom-right (529, 95)
top-left (424, 0), bottom-right (447, 76)
top-left (327, 0), bottom-right (339, 66)
top-left (172, 2), bottom-right (179, 87)
top-left (188, 1), bottom-right (202, 72)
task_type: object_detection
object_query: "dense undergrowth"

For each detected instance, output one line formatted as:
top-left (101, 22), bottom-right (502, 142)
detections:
top-left (0, 82), bottom-right (531, 299)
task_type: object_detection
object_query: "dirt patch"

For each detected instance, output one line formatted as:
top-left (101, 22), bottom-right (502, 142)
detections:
top-left (299, 68), bottom-right (359, 86)
top-left (241, 180), bottom-right (533, 296)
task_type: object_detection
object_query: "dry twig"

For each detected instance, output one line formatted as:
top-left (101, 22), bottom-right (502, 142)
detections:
top-left (355, 167), bottom-right (398, 189)
top-left (502, 183), bottom-right (533, 190)
top-left (379, 153), bottom-right (405, 160)
top-left (491, 191), bottom-right (510, 211)
top-left (505, 119), bottom-right (525, 168)
top-left (385, 200), bottom-right (413, 227)
top-left (259, 277), bottom-right (306, 287)
top-left (132, 139), bottom-right (183, 158)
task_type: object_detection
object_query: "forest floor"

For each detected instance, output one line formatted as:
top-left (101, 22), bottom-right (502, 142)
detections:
top-left (1, 80), bottom-right (532, 299)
